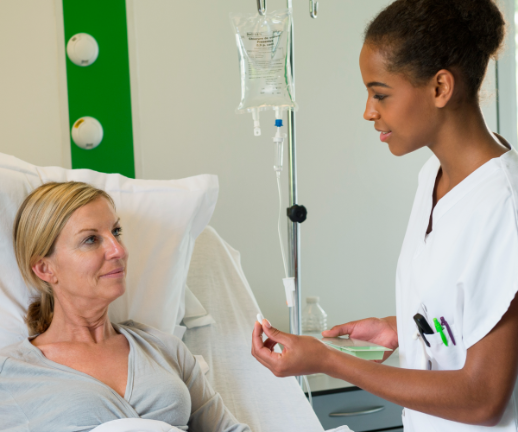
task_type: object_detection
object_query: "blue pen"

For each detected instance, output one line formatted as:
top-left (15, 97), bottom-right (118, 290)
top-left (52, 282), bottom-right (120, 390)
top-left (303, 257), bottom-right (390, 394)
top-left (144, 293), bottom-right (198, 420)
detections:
top-left (440, 316), bottom-right (456, 346)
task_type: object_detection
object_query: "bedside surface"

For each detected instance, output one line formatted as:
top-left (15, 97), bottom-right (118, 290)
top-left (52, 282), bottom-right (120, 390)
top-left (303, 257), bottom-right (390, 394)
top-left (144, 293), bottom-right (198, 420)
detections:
top-left (307, 349), bottom-right (400, 393)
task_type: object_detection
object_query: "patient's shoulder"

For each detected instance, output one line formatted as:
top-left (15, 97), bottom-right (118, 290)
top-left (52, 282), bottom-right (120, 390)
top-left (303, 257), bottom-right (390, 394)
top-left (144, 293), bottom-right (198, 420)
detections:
top-left (0, 340), bottom-right (33, 374)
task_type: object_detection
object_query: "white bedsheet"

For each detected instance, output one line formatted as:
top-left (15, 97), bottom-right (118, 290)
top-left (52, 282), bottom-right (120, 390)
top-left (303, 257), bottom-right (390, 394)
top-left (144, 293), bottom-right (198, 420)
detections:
top-left (90, 419), bottom-right (181, 432)
top-left (183, 227), bottom-right (326, 432)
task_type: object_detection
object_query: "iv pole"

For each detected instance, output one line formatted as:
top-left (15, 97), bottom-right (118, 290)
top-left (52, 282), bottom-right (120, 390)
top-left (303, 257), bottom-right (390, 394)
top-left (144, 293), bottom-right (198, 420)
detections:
top-left (256, 0), bottom-right (318, 348)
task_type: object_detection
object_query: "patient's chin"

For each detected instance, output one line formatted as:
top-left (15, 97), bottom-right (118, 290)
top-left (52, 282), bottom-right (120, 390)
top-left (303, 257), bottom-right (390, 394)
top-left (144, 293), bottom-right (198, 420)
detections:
top-left (102, 280), bottom-right (126, 302)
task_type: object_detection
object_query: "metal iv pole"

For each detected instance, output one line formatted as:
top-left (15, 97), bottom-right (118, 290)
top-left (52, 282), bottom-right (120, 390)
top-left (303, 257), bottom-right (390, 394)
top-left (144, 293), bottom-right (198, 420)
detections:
top-left (257, 0), bottom-right (318, 354)
top-left (286, 0), bottom-right (301, 340)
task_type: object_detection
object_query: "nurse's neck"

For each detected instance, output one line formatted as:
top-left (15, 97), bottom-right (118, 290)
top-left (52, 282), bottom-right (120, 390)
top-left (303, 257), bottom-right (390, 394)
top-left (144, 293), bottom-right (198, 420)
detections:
top-left (428, 102), bottom-right (509, 205)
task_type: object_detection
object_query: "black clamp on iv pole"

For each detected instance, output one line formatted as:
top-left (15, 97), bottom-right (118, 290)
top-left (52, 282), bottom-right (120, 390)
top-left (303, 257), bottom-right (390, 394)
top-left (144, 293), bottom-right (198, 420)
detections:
top-left (287, 205), bottom-right (307, 223)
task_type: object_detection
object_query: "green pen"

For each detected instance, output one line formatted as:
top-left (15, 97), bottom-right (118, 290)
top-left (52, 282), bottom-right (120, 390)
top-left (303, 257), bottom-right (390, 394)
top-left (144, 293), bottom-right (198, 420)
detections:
top-left (433, 318), bottom-right (448, 347)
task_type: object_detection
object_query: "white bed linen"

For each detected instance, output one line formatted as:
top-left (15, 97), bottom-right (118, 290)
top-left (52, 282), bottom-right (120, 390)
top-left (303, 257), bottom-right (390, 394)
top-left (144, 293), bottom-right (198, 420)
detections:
top-left (90, 419), bottom-right (182, 432)
top-left (183, 227), bottom-right (326, 432)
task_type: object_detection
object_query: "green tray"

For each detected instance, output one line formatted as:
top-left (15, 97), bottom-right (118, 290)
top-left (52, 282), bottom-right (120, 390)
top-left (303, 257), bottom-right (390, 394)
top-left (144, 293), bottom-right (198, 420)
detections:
top-left (321, 337), bottom-right (393, 360)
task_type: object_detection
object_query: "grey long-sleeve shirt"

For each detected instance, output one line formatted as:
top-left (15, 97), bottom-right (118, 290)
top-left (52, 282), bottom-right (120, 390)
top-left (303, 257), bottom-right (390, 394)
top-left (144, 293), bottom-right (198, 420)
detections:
top-left (0, 321), bottom-right (250, 432)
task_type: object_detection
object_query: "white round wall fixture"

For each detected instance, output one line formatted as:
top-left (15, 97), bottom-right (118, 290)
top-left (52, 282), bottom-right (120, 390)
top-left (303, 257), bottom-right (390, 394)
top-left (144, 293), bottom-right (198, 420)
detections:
top-left (66, 33), bottom-right (99, 67)
top-left (71, 117), bottom-right (103, 150)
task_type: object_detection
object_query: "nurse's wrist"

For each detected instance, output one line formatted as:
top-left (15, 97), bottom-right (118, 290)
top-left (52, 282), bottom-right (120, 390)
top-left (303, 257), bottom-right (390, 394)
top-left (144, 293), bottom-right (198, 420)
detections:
top-left (321, 345), bottom-right (354, 378)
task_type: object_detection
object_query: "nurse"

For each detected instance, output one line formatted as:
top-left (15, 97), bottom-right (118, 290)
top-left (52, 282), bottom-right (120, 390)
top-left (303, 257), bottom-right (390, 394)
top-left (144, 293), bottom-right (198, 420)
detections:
top-left (251, 0), bottom-right (518, 430)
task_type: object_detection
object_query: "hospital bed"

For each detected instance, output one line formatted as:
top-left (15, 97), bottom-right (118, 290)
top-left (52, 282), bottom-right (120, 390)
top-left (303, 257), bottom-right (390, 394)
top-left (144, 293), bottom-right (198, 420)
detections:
top-left (0, 152), bottom-right (351, 432)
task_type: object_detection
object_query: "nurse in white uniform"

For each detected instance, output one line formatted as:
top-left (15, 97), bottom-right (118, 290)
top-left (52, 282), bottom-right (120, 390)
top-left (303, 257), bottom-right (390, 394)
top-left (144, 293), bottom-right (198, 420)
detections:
top-left (251, 0), bottom-right (518, 430)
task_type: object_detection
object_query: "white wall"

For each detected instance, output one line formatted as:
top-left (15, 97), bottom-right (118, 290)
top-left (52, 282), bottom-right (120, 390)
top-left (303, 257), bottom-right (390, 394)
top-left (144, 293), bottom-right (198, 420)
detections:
top-left (0, 0), bottom-right (70, 168)
top-left (496, 0), bottom-right (517, 148)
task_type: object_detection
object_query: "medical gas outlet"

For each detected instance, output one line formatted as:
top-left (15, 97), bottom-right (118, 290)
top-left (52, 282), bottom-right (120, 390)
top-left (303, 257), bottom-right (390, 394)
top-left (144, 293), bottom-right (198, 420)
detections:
top-left (66, 33), bottom-right (99, 67)
top-left (71, 117), bottom-right (104, 150)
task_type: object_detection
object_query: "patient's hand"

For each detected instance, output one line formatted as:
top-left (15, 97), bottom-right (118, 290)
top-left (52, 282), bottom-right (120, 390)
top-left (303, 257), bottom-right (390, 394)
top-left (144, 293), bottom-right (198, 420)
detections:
top-left (252, 321), bottom-right (335, 377)
top-left (322, 317), bottom-right (398, 363)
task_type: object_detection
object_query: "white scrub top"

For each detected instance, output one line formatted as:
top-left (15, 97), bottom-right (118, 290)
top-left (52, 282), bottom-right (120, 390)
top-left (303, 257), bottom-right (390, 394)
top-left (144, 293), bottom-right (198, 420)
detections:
top-left (396, 149), bottom-right (518, 431)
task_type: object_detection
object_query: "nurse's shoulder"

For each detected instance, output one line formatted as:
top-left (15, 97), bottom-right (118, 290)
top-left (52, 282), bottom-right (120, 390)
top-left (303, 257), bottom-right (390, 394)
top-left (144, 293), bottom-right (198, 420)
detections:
top-left (479, 149), bottom-right (518, 213)
top-left (459, 149), bottom-right (518, 248)
top-left (498, 148), bottom-right (518, 210)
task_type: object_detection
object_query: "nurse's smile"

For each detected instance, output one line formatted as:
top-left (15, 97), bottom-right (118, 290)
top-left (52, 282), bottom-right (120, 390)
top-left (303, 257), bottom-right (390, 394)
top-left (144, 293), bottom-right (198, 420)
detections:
top-left (377, 129), bottom-right (392, 142)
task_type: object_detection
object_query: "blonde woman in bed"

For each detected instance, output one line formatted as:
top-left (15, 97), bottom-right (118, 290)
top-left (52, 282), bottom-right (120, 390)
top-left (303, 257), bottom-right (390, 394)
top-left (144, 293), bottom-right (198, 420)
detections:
top-left (0, 181), bottom-right (249, 432)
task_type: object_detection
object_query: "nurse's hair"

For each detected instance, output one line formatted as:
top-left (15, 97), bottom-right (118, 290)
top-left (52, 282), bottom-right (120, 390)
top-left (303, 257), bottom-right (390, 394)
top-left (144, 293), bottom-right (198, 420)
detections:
top-left (364, 0), bottom-right (505, 101)
top-left (13, 182), bottom-right (115, 336)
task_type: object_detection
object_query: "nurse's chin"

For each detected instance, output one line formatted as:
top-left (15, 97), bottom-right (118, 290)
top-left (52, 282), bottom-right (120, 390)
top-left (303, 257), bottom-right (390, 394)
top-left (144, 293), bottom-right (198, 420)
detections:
top-left (387, 141), bottom-right (422, 157)
top-left (387, 144), bottom-right (409, 157)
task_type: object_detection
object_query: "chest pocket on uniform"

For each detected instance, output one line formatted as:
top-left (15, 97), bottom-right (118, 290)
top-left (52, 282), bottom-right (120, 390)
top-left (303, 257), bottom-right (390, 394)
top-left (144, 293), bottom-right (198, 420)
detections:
top-left (423, 324), bottom-right (466, 370)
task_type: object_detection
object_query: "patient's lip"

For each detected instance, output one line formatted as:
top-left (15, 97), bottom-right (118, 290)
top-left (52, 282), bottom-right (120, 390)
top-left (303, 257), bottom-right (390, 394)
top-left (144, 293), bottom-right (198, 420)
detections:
top-left (100, 267), bottom-right (124, 278)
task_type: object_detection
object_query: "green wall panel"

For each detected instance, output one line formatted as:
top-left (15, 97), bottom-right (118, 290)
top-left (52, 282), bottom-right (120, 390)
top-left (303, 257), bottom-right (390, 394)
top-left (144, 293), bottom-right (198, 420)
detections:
top-left (63, 0), bottom-right (135, 178)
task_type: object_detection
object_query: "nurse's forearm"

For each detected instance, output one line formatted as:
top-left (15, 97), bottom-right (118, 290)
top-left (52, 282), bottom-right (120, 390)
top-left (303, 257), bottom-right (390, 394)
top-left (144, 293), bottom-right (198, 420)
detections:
top-left (322, 349), bottom-right (504, 426)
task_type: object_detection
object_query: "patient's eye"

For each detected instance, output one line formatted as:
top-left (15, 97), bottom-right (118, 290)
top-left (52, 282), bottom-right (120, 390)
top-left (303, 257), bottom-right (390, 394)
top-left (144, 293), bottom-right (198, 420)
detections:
top-left (84, 235), bottom-right (97, 245)
top-left (374, 94), bottom-right (387, 101)
top-left (113, 227), bottom-right (122, 237)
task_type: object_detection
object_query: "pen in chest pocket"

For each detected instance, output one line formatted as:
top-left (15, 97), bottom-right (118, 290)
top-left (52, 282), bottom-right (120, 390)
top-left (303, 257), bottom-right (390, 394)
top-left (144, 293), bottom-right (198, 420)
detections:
top-left (440, 316), bottom-right (456, 346)
top-left (433, 318), bottom-right (448, 346)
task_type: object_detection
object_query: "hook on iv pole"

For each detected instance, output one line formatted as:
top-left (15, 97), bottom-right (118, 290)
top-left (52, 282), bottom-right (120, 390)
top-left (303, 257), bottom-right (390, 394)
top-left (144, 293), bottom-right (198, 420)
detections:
top-left (257, 0), bottom-right (266, 16)
top-left (309, 0), bottom-right (318, 18)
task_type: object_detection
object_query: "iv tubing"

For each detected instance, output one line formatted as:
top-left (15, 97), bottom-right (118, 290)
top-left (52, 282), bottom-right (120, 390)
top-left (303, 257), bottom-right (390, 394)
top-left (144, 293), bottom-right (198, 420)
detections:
top-left (276, 171), bottom-right (289, 279)
top-left (276, 165), bottom-right (312, 406)
top-left (303, 375), bottom-right (313, 407)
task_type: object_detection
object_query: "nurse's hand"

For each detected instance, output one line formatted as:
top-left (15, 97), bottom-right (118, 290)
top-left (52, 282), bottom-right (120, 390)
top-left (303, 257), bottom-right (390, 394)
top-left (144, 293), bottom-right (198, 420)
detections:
top-left (322, 316), bottom-right (398, 362)
top-left (252, 320), bottom-right (334, 377)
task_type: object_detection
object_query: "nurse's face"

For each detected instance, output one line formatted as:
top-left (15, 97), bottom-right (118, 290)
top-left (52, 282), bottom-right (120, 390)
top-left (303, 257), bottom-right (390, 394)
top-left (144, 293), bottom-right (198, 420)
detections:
top-left (359, 44), bottom-right (439, 156)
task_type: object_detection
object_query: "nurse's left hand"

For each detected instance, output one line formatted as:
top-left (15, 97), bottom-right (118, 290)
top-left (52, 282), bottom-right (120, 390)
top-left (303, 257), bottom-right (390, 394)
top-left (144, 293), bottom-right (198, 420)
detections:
top-left (251, 320), bottom-right (333, 377)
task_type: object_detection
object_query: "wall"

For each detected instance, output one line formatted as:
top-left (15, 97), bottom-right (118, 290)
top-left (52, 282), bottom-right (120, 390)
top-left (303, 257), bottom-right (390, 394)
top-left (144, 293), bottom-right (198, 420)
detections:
top-left (497, 0), bottom-right (517, 148)
top-left (0, 0), bottom-right (70, 168)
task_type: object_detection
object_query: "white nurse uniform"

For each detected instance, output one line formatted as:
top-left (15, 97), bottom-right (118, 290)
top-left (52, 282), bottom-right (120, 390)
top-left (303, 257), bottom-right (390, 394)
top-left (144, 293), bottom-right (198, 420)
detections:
top-left (396, 149), bottom-right (518, 431)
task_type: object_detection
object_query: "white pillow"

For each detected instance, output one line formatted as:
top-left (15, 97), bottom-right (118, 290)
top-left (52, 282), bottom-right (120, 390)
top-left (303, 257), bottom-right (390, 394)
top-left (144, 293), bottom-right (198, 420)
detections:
top-left (0, 153), bottom-right (218, 349)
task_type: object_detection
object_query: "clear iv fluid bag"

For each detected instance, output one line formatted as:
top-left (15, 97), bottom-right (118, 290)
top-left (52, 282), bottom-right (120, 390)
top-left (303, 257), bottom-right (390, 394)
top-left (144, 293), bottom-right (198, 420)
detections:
top-left (231, 10), bottom-right (298, 115)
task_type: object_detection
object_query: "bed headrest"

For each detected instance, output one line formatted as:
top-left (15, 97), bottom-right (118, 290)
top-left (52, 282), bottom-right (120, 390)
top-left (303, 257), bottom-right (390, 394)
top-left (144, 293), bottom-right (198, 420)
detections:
top-left (0, 152), bottom-right (218, 349)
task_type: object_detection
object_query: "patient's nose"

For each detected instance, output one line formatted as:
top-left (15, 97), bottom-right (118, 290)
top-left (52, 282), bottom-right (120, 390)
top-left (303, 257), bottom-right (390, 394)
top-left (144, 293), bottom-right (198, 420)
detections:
top-left (105, 234), bottom-right (127, 261)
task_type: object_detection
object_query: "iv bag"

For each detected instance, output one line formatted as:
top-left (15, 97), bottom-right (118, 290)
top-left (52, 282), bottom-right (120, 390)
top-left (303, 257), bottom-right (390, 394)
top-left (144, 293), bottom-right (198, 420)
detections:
top-left (230, 10), bottom-right (297, 116)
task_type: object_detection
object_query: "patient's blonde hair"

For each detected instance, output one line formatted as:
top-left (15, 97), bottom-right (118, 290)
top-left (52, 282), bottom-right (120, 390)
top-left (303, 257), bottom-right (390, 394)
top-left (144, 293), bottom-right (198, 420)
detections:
top-left (13, 182), bottom-right (115, 336)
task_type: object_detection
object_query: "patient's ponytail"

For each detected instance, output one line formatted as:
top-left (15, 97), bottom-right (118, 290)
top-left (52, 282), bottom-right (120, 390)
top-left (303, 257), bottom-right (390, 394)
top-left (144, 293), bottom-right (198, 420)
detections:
top-left (26, 293), bottom-right (54, 336)
top-left (13, 181), bottom-right (115, 335)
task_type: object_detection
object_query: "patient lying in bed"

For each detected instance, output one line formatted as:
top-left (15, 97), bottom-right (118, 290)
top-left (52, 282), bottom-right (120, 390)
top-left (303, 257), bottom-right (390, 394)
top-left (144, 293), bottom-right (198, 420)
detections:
top-left (0, 182), bottom-right (249, 432)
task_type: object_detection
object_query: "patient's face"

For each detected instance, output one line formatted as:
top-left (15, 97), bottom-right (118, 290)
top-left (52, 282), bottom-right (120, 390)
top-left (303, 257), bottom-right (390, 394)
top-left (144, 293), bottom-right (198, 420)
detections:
top-left (43, 197), bottom-right (128, 310)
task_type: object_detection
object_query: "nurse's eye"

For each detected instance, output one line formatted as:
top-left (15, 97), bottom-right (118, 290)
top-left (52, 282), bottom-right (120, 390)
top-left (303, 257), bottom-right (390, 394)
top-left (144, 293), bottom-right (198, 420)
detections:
top-left (374, 94), bottom-right (387, 101)
top-left (112, 227), bottom-right (123, 237)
